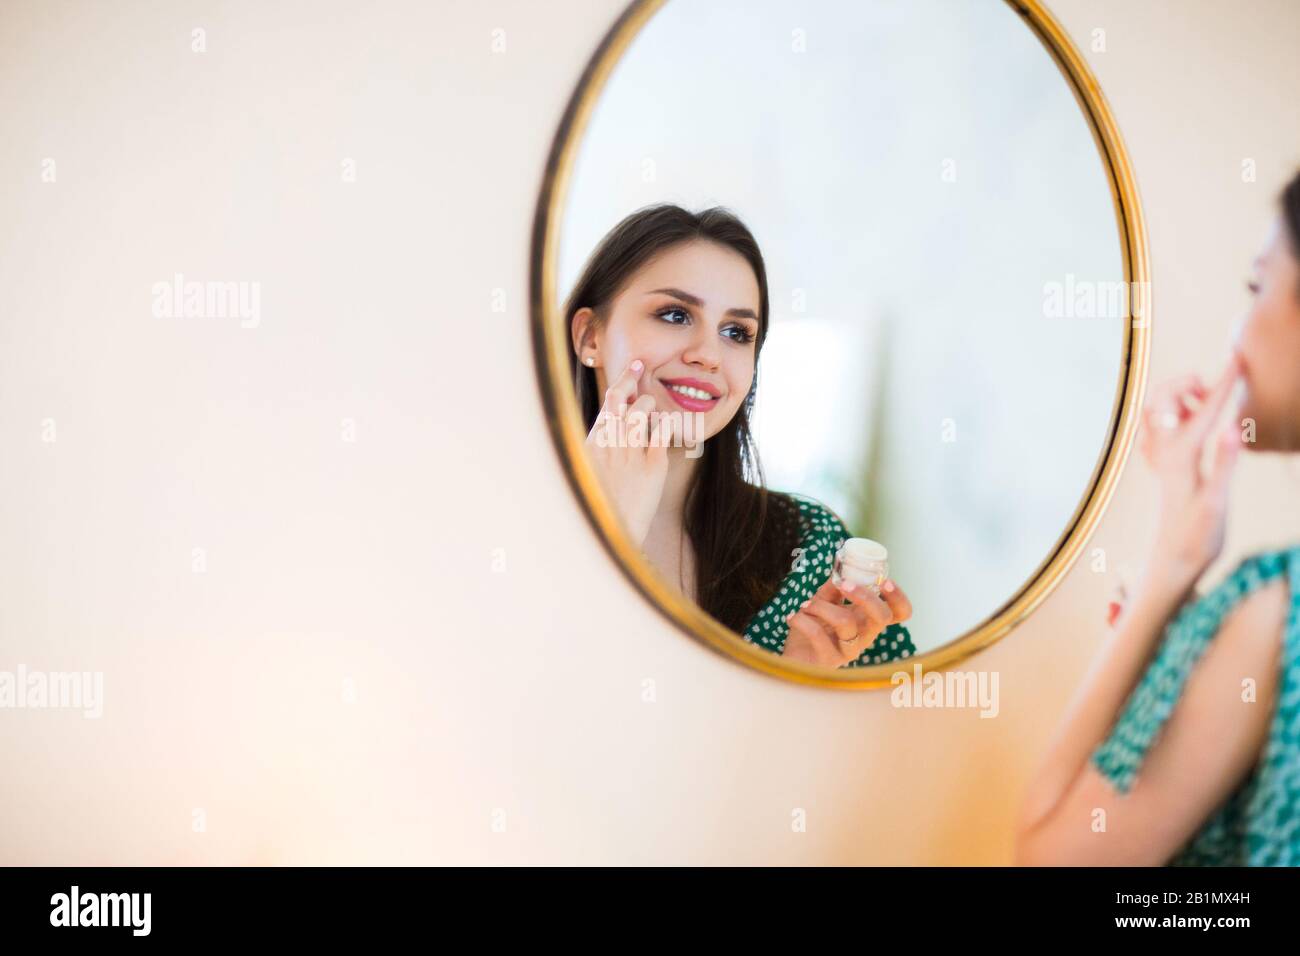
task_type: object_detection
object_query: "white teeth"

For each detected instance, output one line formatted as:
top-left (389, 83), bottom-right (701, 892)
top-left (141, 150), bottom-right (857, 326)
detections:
top-left (667, 384), bottom-right (715, 401)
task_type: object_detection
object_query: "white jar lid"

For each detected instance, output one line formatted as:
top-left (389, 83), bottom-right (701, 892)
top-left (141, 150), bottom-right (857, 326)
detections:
top-left (839, 537), bottom-right (887, 564)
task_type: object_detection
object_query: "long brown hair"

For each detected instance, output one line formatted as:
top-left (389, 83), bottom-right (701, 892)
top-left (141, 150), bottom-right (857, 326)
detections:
top-left (564, 204), bottom-right (803, 633)
top-left (1283, 169), bottom-right (1300, 288)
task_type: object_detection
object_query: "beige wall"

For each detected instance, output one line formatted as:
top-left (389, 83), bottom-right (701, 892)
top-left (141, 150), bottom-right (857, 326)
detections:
top-left (1, 0), bottom-right (1298, 864)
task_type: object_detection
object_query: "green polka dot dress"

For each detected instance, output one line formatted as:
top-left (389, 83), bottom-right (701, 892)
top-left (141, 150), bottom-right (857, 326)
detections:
top-left (741, 493), bottom-right (916, 668)
top-left (1090, 546), bottom-right (1300, 865)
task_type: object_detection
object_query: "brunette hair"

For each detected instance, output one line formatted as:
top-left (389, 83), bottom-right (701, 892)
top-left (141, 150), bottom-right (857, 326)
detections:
top-left (564, 204), bottom-right (804, 633)
top-left (1284, 169), bottom-right (1300, 293)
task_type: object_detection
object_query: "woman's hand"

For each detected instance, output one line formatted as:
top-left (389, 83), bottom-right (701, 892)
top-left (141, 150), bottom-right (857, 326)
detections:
top-left (584, 357), bottom-right (678, 548)
top-left (1140, 351), bottom-right (1246, 594)
top-left (781, 576), bottom-right (913, 668)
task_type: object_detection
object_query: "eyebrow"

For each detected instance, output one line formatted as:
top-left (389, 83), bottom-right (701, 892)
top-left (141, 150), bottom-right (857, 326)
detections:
top-left (646, 287), bottom-right (758, 322)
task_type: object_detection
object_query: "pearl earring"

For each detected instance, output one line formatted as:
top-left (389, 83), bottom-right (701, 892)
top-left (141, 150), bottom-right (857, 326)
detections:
top-left (584, 356), bottom-right (595, 366)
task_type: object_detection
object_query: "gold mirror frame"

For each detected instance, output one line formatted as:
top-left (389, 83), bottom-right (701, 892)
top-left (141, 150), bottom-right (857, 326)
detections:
top-left (530, 0), bottom-right (1150, 689)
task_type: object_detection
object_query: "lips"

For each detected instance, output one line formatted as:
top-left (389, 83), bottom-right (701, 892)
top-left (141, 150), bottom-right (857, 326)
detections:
top-left (660, 377), bottom-right (720, 397)
top-left (660, 377), bottom-right (721, 412)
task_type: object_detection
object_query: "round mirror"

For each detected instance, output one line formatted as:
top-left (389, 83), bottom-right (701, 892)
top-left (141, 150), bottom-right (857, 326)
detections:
top-left (532, 0), bottom-right (1148, 686)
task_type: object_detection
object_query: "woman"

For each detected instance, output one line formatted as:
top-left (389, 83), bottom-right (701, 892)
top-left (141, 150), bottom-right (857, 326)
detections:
top-left (566, 204), bottom-right (915, 669)
top-left (1015, 170), bottom-right (1300, 865)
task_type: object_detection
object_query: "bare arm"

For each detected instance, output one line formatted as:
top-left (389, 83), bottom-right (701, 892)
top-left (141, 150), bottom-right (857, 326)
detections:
top-left (1015, 351), bottom-right (1267, 865)
top-left (1014, 577), bottom-right (1286, 865)
top-left (1014, 567), bottom-right (1193, 841)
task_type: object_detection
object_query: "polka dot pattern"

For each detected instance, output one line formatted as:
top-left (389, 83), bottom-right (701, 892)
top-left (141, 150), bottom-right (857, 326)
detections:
top-left (741, 493), bottom-right (916, 668)
top-left (1090, 546), bottom-right (1300, 865)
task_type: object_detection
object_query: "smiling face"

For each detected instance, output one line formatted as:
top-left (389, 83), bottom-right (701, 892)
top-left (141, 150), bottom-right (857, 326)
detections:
top-left (575, 239), bottom-right (762, 440)
top-left (1237, 215), bottom-right (1300, 451)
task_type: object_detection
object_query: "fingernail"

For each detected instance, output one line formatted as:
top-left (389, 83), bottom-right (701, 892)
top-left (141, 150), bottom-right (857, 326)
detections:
top-left (630, 360), bottom-right (643, 372)
top-left (800, 599), bottom-right (810, 608)
top-left (883, 580), bottom-right (896, 593)
top-left (840, 580), bottom-right (855, 593)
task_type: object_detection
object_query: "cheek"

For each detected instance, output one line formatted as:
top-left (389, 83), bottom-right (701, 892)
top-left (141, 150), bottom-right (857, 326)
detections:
top-left (724, 356), bottom-right (755, 406)
top-left (1238, 303), bottom-right (1273, 362)
top-left (623, 318), bottom-right (684, 359)
top-left (1247, 293), bottom-right (1300, 354)
top-left (603, 316), bottom-right (668, 368)
top-left (1241, 298), bottom-right (1300, 400)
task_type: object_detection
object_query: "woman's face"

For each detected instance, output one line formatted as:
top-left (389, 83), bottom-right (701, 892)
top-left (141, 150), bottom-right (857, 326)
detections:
top-left (1238, 216), bottom-right (1300, 451)
top-left (580, 239), bottom-right (761, 441)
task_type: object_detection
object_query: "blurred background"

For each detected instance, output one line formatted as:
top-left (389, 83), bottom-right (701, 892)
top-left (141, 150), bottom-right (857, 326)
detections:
top-left (1, 0), bottom-right (1298, 864)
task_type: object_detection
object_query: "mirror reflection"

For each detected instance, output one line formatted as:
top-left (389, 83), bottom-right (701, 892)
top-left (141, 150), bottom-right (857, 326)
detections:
top-left (555, 0), bottom-right (1131, 667)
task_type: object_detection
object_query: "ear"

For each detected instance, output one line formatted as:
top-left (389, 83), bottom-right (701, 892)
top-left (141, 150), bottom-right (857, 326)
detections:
top-left (571, 306), bottom-right (598, 356)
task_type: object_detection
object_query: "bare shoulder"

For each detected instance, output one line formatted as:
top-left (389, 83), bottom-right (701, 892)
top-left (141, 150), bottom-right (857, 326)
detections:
top-left (1178, 576), bottom-right (1288, 724)
top-left (1215, 577), bottom-right (1289, 655)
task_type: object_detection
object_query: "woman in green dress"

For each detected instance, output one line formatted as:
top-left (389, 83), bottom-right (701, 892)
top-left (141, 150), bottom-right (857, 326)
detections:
top-left (1016, 169), bottom-right (1300, 865)
top-left (566, 204), bottom-right (915, 670)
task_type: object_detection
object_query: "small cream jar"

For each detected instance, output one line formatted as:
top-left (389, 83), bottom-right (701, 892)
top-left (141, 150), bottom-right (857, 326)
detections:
top-left (832, 537), bottom-right (889, 596)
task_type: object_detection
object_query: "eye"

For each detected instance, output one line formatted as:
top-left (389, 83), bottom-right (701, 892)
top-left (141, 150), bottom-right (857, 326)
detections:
top-left (655, 306), bottom-right (691, 325)
top-left (655, 305), bottom-right (755, 345)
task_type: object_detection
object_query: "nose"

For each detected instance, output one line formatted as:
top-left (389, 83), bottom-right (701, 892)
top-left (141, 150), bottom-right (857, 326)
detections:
top-left (681, 325), bottom-right (722, 372)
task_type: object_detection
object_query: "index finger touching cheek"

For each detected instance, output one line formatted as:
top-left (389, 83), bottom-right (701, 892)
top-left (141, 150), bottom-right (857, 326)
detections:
top-left (604, 358), bottom-right (644, 415)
